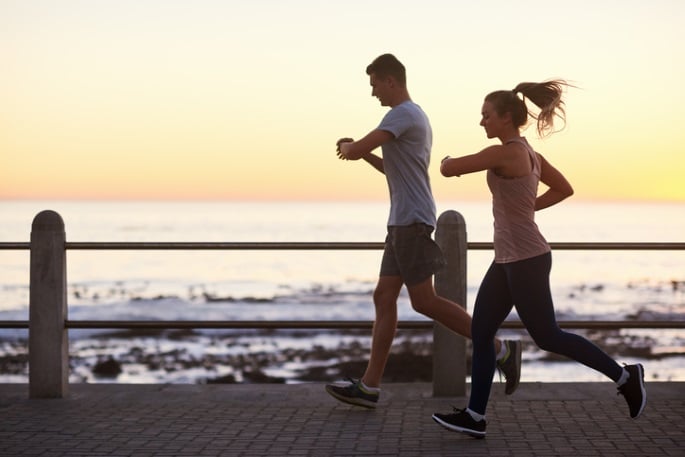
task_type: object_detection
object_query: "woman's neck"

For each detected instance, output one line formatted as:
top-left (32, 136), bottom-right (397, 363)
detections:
top-left (498, 131), bottom-right (521, 144)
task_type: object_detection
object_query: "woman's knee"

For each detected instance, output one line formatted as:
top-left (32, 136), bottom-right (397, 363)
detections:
top-left (471, 333), bottom-right (493, 350)
top-left (471, 322), bottom-right (498, 348)
top-left (529, 328), bottom-right (564, 352)
top-left (471, 310), bottom-right (498, 339)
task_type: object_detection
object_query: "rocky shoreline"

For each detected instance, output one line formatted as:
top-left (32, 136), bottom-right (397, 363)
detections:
top-left (1, 327), bottom-right (681, 384)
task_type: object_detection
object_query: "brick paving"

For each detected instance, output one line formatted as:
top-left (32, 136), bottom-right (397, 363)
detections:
top-left (0, 382), bottom-right (683, 456)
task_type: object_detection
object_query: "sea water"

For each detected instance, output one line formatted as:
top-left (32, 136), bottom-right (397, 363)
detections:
top-left (0, 200), bottom-right (683, 383)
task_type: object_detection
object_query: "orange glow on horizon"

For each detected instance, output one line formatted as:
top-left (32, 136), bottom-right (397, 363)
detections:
top-left (2, 1), bottom-right (684, 203)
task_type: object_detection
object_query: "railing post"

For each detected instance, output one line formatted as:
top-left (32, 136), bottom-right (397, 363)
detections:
top-left (433, 210), bottom-right (467, 397)
top-left (29, 210), bottom-right (68, 398)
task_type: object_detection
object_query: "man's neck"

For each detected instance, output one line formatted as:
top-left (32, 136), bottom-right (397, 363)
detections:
top-left (389, 91), bottom-right (411, 108)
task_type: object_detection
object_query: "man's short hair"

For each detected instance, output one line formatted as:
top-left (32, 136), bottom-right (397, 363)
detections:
top-left (366, 54), bottom-right (406, 85)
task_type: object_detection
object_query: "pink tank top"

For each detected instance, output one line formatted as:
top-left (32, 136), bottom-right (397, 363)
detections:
top-left (486, 137), bottom-right (550, 263)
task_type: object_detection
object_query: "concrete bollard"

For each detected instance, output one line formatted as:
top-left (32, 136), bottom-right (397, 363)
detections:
top-left (433, 210), bottom-right (467, 397)
top-left (29, 210), bottom-right (69, 398)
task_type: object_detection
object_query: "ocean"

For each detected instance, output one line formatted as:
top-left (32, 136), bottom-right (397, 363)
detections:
top-left (1, 200), bottom-right (683, 384)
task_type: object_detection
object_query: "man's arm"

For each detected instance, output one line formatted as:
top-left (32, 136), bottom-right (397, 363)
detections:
top-left (337, 129), bottom-right (393, 174)
top-left (359, 152), bottom-right (383, 173)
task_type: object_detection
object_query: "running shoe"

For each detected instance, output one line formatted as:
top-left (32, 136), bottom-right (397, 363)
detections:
top-left (325, 378), bottom-right (379, 409)
top-left (432, 408), bottom-right (487, 439)
top-left (617, 363), bottom-right (647, 418)
top-left (497, 339), bottom-right (522, 395)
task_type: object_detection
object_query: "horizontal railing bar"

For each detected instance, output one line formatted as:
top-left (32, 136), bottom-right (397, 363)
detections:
top-left (2, 320), bottom-right (684, 330)
top-left (66, 242), bottom-right (385, 250)
top-left (3, 242), bottom-right (685, 251)
top-left (59, 241), bottom-right (685, 250)
top-left (63, 320), bottom-right (685, 330)
top-left (2, 241), bottom-right (683, 333)
top-left (0, 321), bottom-right (29, 328)
top-left (0, 242), bottom-right (30, 249)
top-left (473, 242), bottom-right (685, 251)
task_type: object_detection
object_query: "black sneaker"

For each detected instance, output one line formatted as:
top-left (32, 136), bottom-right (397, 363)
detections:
top-left (617, 363), bottom-right (646, 418)
top-left (432, 408), bottom-right (487, 439)
top-left (496, 339), bottom-right (522, 395)
top-left (325, 378), bottom-right (379, 409)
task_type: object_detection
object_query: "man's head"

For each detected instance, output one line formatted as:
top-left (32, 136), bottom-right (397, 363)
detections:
top-left (366, 54), bottom-right (406, 86)
top-left (366, 54), bottom-right (408, 107)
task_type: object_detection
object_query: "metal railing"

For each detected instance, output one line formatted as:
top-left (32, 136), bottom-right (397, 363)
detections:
top-left (1, 209), bottom-right (683, 399)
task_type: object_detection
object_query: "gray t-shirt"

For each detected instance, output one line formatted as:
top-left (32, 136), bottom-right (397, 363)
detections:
top-left (377, 100), bottom-right (436, 227)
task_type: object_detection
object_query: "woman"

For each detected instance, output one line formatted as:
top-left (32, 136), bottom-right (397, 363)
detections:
top-left (431, 80), bottom-right (646, 438)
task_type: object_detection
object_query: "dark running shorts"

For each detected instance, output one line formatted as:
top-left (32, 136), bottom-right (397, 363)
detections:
top-left (379, 223), bottom-right (446, 286)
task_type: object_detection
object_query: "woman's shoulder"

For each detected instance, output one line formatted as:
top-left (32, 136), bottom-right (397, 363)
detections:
top-left (501, 137), bottom-right (534, 157)
top-left (505, 136), bottom-right (536, 151)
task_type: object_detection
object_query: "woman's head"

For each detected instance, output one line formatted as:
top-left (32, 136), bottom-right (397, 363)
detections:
top-left (484, 80), bottom-right (571, 137)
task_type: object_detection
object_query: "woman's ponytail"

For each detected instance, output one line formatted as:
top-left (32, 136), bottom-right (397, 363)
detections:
top-left (513, 80), bottom-right (571, 137)
top-left (486, 79), bottom-right (572, 137)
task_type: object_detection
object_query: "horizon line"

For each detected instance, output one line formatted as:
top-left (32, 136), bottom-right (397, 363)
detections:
top-left (1, 196), bottom-right (684, 205)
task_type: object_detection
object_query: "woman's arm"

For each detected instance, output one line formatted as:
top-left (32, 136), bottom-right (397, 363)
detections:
top-left (440, 145), bottom-right (503, 177)
top-left (535, 153), bottom-right (574, 210)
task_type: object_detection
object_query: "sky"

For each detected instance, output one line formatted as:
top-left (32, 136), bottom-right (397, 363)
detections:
top-left (1, 0), bottom-right (684, 203)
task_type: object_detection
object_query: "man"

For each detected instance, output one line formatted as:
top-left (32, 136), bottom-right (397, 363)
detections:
top-left (326, 54), bottom-right (521, 408)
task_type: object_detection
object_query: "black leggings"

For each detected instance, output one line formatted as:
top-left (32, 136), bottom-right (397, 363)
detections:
top-left (469, 252), bottom-right (623, 414)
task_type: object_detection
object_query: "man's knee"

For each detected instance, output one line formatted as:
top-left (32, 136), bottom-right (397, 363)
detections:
top-left (373, 290), bottom-right (395, 312)
top-left (409, 298), bottom-right (433, 315)
top-left (406, 279), bottom-right (437, 315)
top-left (373, 277), bottom-right (402, 309)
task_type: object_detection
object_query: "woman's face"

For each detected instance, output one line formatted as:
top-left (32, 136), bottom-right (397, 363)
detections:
top-left (479, 100), bottom-right (506, 139)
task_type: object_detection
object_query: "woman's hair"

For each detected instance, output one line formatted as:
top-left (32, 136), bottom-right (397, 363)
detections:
top-left (366, 54), bottom-right (406, 86)
top-left (485, 80), bottom-right (572, 137)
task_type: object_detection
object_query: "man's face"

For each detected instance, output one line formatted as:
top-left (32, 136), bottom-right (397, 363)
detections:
top-left (369, 73), bottom-right (391, 107)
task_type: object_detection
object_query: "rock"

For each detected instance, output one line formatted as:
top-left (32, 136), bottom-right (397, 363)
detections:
top-left (92, 357), bottom-right (122, 377)
top-left (206, 374), bottom-right (237, 384)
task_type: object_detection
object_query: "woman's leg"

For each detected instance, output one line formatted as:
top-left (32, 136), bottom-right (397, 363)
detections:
top-left (468, 261), bottom-right (515, 415)
top-left (509, 253), bottom-right (623, 382)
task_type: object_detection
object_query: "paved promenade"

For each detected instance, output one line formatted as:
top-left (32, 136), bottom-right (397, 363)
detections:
top-left (1, 382), bottom-right (683, 456)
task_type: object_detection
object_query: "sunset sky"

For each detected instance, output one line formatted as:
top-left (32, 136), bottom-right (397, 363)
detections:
top-left (2, 0), bottom-right (684, 203)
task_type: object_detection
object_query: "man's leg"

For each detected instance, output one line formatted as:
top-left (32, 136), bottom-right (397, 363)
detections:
top-left (407, 276), bottom-right (521, 394)
top-left (361, 275), bottom-right (403, 387)
top-left (324, 275), bottom-right (402, 408)
top-left (406, 277), bottom-right (471, 339)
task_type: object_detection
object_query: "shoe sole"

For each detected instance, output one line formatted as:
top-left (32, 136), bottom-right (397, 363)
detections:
top-left (325, 385), bottom-right (377, 409)
top-left (431, 414), bottom-right (486, 439)
top-left (632, 363), bottom-right (647, 419)
top-left (505, 341), bottom-right (522, 395)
